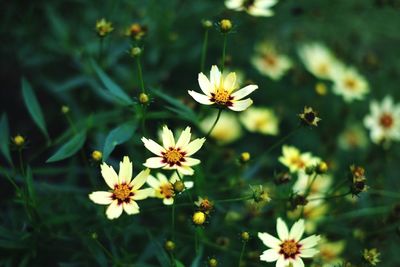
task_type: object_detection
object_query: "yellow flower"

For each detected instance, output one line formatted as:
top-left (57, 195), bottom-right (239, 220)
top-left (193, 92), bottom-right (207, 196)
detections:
top-left (188, 65), bottom-right (258, 112)
top-left (125, 23), bottom-right (147, 40)
top-left (314, 238), bottom-right (346, 267)
top-left (95, 18), bottom-right (113, 37)
top-left (142, 126), bottom-right (205, 175)
top-left (279, 145), bottom-right (320, 174)
top-left (240, 107), bottom-right (279, 135)
top-left (200, 111), bottom-right (242, 144)
top-left (88, 156), bottom-right (152, 220)
top-left (332, 66), bottom-right (369, 102)
top-left (225, 0), bottom-right (278, 17)
top-left (192, 211), bottom-right (207, 225)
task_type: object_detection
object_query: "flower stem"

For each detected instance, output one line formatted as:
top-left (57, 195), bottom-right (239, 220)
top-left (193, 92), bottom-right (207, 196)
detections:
top-left (263, 125), bottom-right (302, 156)
top-left (136, 56), bottom-right (145, 93)
top-left (308, 191), bottom-right (351, 202)
top-left (205, 108), bottom-right (222, 138)
top-left (171, 202), bottom-right (175, 241)
top-left (98, 37), bottom-right (104, 62)
top-left (238, 242), bottom-right (246, 267)
top-left (221, 33), bottom-right (227, 72)
top-left (214, 195), bottom-right (252, 203)
top-left (18, 149), bottom-right (25, 177)
top-left (368, 189), bottom-right (400, 199)
top-left (200, 29), bottom-right (209, 73)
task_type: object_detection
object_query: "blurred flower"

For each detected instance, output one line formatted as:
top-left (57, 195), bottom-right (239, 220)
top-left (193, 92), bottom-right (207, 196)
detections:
top-left (125, 23), bottom-right (147, 40)
top-left (363, 248), bottom-right (380, 266)
top-left (195, 197), bottom-right (214, 214)
top-left (241, 231), bottom-right (250, 242)
top-left (364, 95), bottom-right (400, 144)
top-left (165, 240), bottom-right (175, 252)
top-left (225, 0), bottom-right (278, 17)
top-left (139, 92), bottom-right (149, 104)
top-left (91, 150), bottom-right (102, 162)
top-left (12, 135), bottom-right (25, 147)
top-left (331, 66), bottom-right (369, 102)
top-left (251, 41), bottom-right (292, 80)
top-left (142, 126), bottom-right (205, 175)
top-left (288, 199), bottom-right (328, 233)
top-left (350, 165), bottom-right (367, 196)
top-left (299, 106), bottom-right (321, 127)
top-left (279, 145), bottom-right (320, 174)
top-left (315, 82), bottom-right (328, 96)
top-left (218, 19), bottom-right (233, 33)
top-left (88, 156), bottom-right (151, 219)
top-left (338, 124), bottom-right (368, 150)
top-left (239, 151), bottom-right (251, 163)
top-left (95, 18), bottom-right (113, 37)
top-left (258, 218), bottom-right (320, 266)
top-left (240, 107), bottom-right (279, 135)
top-left (313, 238), bottom-right (345, 267)
top-left (188, 65), bottom-right (258, 112)
top-left (202, 19), bottom-right (213, 29)
top-left (146, 172), bottom-right (193, 205)
top-left (298, 43), bottom-right (343, 80)
top-left (130, 47), bottom-right (142, 57)
top-left (61, 105), bottom-right (70, 114)
top-left (208, 257), bottom-right (218, 267)
top-left (200, 111), bottom-right (242, 144)
top-left (251, 185), bottom-right (271, 204)
top-left (192, 211), bottom-right (207, 225)
top-left (293, 173), bottom-right (332, 196)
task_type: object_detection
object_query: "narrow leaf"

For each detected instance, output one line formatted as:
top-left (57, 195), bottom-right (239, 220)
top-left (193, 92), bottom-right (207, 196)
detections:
top-left (103, 121), bottom-right (136, 161)
top-left (0, 114), bottom-right (12, 165)
top-left (46, 131), bottom-right (86, 163)
top-left (21, 78), bottom-right (49, 139)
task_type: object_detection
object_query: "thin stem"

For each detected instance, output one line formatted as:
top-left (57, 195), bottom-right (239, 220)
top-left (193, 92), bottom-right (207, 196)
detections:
top-left (195, 228), bottom-right (200, 254)
top-left (200, 29), bottom-right (209, 72)
top-left (141, 105), bottom-right (147, 137)
top-left (136, 56), bottom-right (145, 93)
top-left (93, 238), bottom-right (113, 260)
top-left (205, 109), bottom-right (222, 138)
top-left (18, 149), bottom-right (25, 177)
top-left (221, 34), bottom-right (227, 72)
top-left (2, 171), bottom-right (20, 192)
top-left (263, 125), bottom-right (302, 156)
top-left (171, 202), bottom-right (175, 241)
top-left (98, 37), bottom-right (104, 62)
top-left (304, 173), bottom-right (318, 197)
top-left (327, 177), bottom-right (348, 196)
top-left (238, 242), bottom-right (246, 267)
top-left (308, 191), bottom-right (351, 202)
top-left (214, 195), bottom-right (252, 203)
top-left (368, 189), bottom-right (400, 199)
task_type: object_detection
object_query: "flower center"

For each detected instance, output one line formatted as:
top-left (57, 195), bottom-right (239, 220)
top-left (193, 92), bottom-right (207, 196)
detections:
top-left (162, 148), bottom-right (185, 166)
top-left (159, 183), bottom-right (174, 199)
top-left (317, 63), bottom-right (328, 75)
top-left (344, 78), bottom-right (357, 90)
top-left (211, 89), bottom-right (232, 105)
top-left (304, 111), bottom-right (316, 123)
top-left (280, 240), bottom-right (301, 259)
top-left (379, 113), bottom-right (393, 129)
top-left (113, 184), bottom-right (132, 202)
top-left (290, 156), bottom-right (305, 169)
top-left (264, 55), bottom-right (277, 67)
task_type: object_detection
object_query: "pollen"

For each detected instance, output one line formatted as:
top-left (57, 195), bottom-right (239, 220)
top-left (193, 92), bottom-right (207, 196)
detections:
top-left (211, 89), bottom-right (232, 105)
top-left (159, 183), bottom-right (175, 199)
top-left (113, 184), bottom-right (132, 202)
top-left (280, 240), bottom-right (300, 259)
top-left (379, 113), bottom-right (393, 128)
top-left (163, 148), bottom-right (185, 165)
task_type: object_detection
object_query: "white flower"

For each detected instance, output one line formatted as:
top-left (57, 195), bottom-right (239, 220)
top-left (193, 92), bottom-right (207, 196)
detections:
top-left (258, 218), bottom-right (320, 267)
top-left (364, 96), bottom-right (400, 144)
top-left (188, 65), bottom-right (258, 112)
top-left (142, 126), bottom-right (205, 175)
top-left (200, 111), bottom-right (242, 144)
top-left (251, 42), bottom-right (292, 80)
top-left (331, 66), bottom-right (369, 102)
top-left (146, 172), bottom-right (193, 205)
top-left (88, 156), bottom-right (151, 220)
top-left (298, 43), bottom-right (343, 80)
top-left (279, 145), bottom-right (320, 174)
top-left (240, 107), bottom-right (279, 135)
top-left (225, 0), bottom-right (278, 17)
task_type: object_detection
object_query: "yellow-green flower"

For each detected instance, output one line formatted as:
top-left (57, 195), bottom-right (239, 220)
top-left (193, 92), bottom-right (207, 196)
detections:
top-left (95, 18), bottom-right (113, 37)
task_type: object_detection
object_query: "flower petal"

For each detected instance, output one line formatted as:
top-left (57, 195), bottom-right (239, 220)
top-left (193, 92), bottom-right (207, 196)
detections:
top-left (185, 138), bottom-right (206, 156)
top-left (101, 163), bottom-right (118, 189)
top-left (142, 137), bottom-right (165, 156)
top-left (143, 157), bottom-right (167, 169)
top-left (224, 72), bottom-right (236, 92)
top-left (133, 188), bottom-right (154, 200)
top-left (184, 181), bottom-right (194, 189)
top-left (106, 200), bottom-right (123, 220)
top-left (156, 172), bottom-right (169, 184)
top-left (300, 248), bottom-right (319, 258)
top-left (198, 73), bottom-right (212, 96)
top-left (123, 201), bottom-right (140, 215)
top-left (118, 156), bottom-right (132, 184)
top-left (183, 157), bottom-right (201, 166)
top-left (231, 84), bottom-right (258, 100)
top-left (210, 65), bottom-right (221, 87)
top-left (258, 232), bottom-right (281, 249)
top-left (163, 197), bottom-right (174, 205)
top-left (162, 125), bottom-right (175, 149)
top-left (260, 249), bottom-right (280, 262)
top-left (188, 90), bottom-right (214, 105)
top-left (130, 168), bottom-right (150, 190)
top-left (169, 172), bottom-right (180, 183)
top-left (229, 99), bottom-right (253, 112)
top-left (89, 191), bottom-right (113, 205)
top-left (146, 175), bottom-right (161, 189)
top-left (276, 256), bottom-right (287, 267)
top-left (289, 219), bottom-right (305, 242)
top-left (277, 218), bottom-right (289, 240)
top-left (177, 165), bottom-right (194, 176)
top-left (299, 235), bottom-right (320, 249)
top-left (292, 258), bottom-right (305, 267)
top-left (176, 126), bottom-right (192, 149)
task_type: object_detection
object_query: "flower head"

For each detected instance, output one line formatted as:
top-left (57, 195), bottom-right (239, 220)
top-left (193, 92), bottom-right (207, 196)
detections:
top-left (95, 18), bottom-right (113, 37)
top-left (188, 65), bottom-right (258, 112)
top-left (225, 0), bottom-right (278, 17)
top-left (364, 96), bottom-right (400, 144)
top-left (125, 23), bottom-right (147, 40)
top-left (88, 156), bottom-right (151, 219)
top-left (142, 126), bottom-right (205, 175)
top-left (363, 248), bottom-right (381, 266)
top-left (240, 106), bottom-right (280, 135)
top-left (146, 172), bottom-right (193, 205)
top-left (258, 218), bottom-right (320, 267)
top-left (279, 145), bottom-right (321, 174)
top-left (332, 66), bottom-right (369, 102)
top-left (299, 106), bottom-right (321, 127)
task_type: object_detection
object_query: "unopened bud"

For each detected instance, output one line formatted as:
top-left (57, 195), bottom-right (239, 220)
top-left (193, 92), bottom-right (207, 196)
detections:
top-left (91, 150), bottom-right (102, 162)
top-left (241, 231), bottom-right (250, 242)
top-left (130, 47), bottom-right (142, 57)
top-left (208, 258), bottom-right (218, 267)
top-left (219, 19), bottom-right (232, 33)
top-left (192, 211), bottom-right (206, 225)
top-left (13, 135), bottom-right (25, 147)
top-left (164, 240), bottom-right (175, 252)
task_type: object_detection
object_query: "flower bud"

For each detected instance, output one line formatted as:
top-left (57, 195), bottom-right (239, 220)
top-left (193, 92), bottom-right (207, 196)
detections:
top-left (13, 135), bottom-right (25, 147)
top-left (61, 105), bottom-right (70, 114)
top-left (219, 19), bottom-right (232, 33)
top-left (139, 93), bottom-right (149, 104)
top-left (299, 106), bottom-right (321, 127)
top-left (91, 150), bottom-right (102, 162)
top-left (239, 152), bottom-right (251, 163)
top-left (363, 248), bottom-right (380, 266)
top-left (208, 258), bottom-right (218, 267)
top-left (194, 197), bottom-right (214, 214)
top-left (96, 18), bottom-right (113, 37)
top-left (241, 231), bottom-right (250, 242)
top-left (164, 240), bottom-right (175, 252)
top-left (173, 180), bottom-right (185, 193)
top-left (316, 161), bottom-right (328, 174)
top-left (130, 47), bottom-right (142, 57)
top-left (315, 82), bottom-right (327, 95)
top-left (202, 19), bottom-right (213, 29)
top-left (192, 211), bottom-right (206, 225)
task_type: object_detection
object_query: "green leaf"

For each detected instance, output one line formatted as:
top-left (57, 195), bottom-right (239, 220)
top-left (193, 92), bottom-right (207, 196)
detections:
top-left (175, 260), bottom-right (185, 267)
top-left (0, 114), bottom-right (12, 165)
top-left (46, 131), bottom-right (86, 163)
top-left (190, 245), bottom-right (203, 267)
top-left (102, 121), bottom-right (137, 161)
top-left (90, 59), bottom-right (133, 106)
top-left (21, 78), bottom-right (49, 139)
top-left (25, 166), bottom-right (36, 206)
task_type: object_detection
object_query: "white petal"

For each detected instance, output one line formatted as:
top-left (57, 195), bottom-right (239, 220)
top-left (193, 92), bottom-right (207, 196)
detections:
top-left (176, 126), bottom-right (192, 149)
top-left (185, 138), bottom-right (206, 156)
top-left (133, 188), bottom-right (154, 200)
top-left (118, 156), bottom-right (132, 184)
top-left (100, 163), bottom-right (118, 189)
top-left (162, 125), bottom-right (175, 149)
top-left (277, 218), bottom-right (289, 240)
top-left (184, 181), bottom-right (194, 189)
top-left (89, 191), bottom-right (113, 205)
top-left (231, 85), bottom-right (258, 100)
top-left (130, 168), bottom-right (150, 190)
top-left (163, 197), bottom-right (174, 205)
top-left (143, 157), bottom-right (167, 169)
top-left (210, 65), bottom-right (221, 87)
top-left (224, 72), bottom-right (236, 92)
top-left (106, 200), bottom-right (123, 220)
top-left (248, 7), bottom-right (274, 17)
top-left (123, 201), bottom-right (140, 215)
top-left (183, 157), bottom-right (201, 166)
top-left (188, 90), bottom-right (214, 105)
top-left (198, 73), bottom-right (212, 96)
top-left (258, 232), bottom-right (281, 249)
top-left (292, 258), bottom-right (305, 267)
top-left (146, 175), bottom-right (161, 189)
top-left (289, 219), bottom-right (305, 242)
top-left (169, 172), bottom-right (180, 183)
top-left (299, 235), bottom-right (320, 249)
top-left (156, 172), bottom-right (169, 184)
top-left (300, 248), bottom-right (319, 258)
top-left (229, 99), bottom-right (253, 112)
top-left (142, 137), bottom-right (165, 156)
top-left (276, 256), bottom-right (287, 267)
top-left (177, 165), bottom-right (194, 176)
top-left (260, 249), bottom-right (280, 262)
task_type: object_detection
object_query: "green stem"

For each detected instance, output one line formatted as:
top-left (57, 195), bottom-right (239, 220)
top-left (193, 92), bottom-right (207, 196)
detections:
top-left (171, 202), bottom-right (175, 241)
top-left (98, 37), bottom-right (104, 62)
top-left (205, 109), bottom-right (222, 138)
top-left (136, 56), bottom-right (145, 93)
top-left (18, 149), bottom-right (25, 177)
top-left (200, 29), bottom-right (209, 72)
top-left (93, 238), bottom-right (113, 260)
top-left (263, 125), bottom-right (302, 156)
top-left (195, 228), bottom-right (200, 254)
top-left (238, 242), bottom-right (246, 267)
top-left (308, 191), bottom-right (351, 202)
top-left (2, 171), bottom-right (20, 192)
top-left (221, 33), bottom-right (227, 72)
top-left (304, 173), bottom-right (318, 197)
top-left (368, 189), bottom-right (400, 199)
top-left (214, 195), bottom-right (252, 203)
